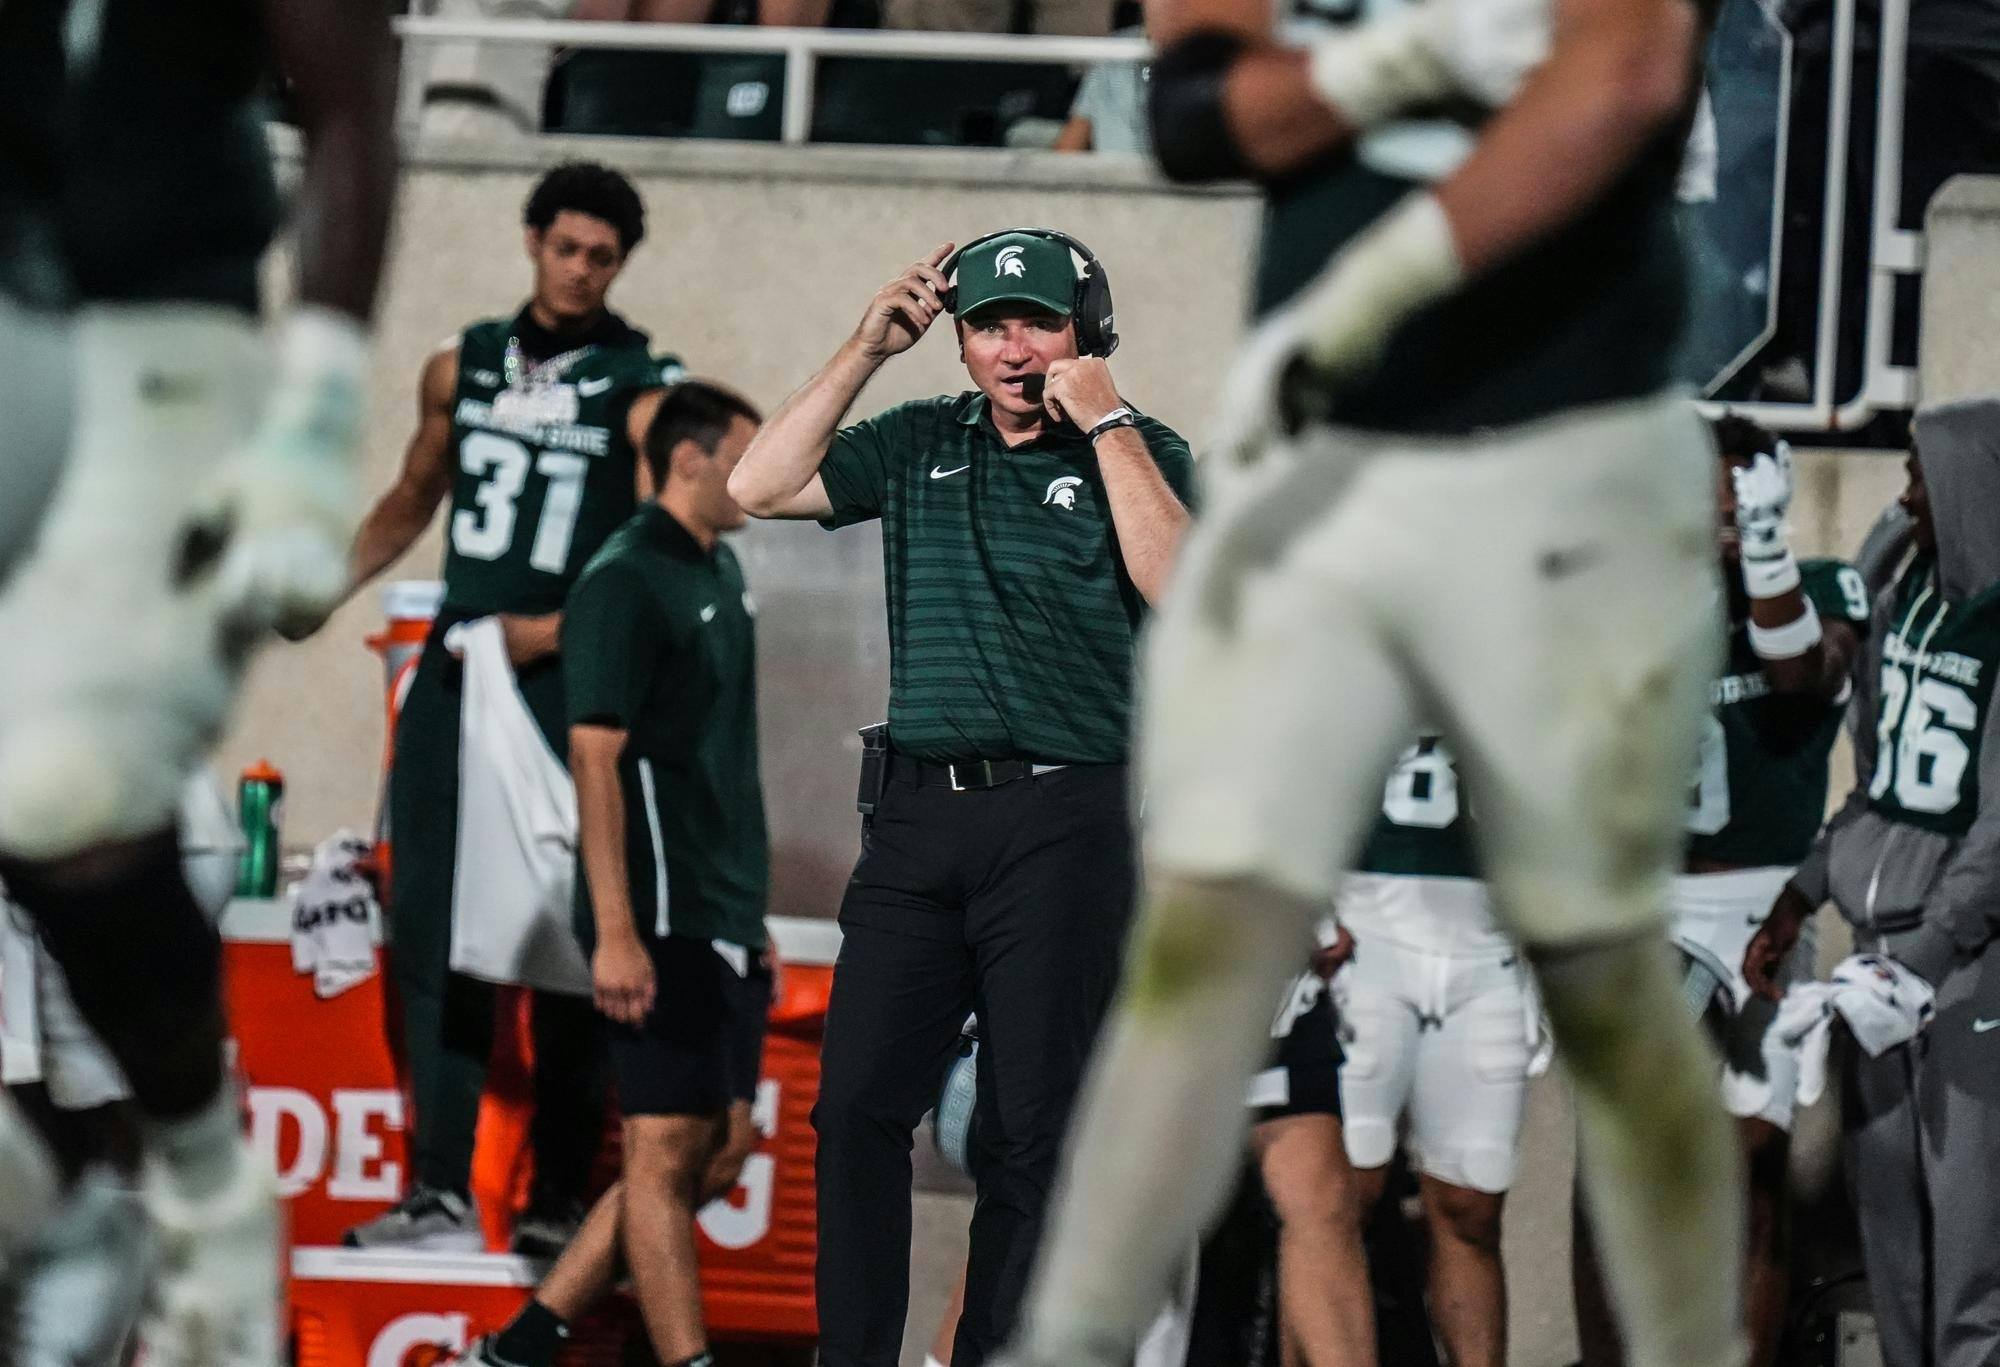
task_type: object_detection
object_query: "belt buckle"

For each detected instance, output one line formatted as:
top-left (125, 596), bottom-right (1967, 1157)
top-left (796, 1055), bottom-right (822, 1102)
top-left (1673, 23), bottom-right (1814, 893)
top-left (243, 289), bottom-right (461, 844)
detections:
top-left (947, 761), bottom-right (994, 792)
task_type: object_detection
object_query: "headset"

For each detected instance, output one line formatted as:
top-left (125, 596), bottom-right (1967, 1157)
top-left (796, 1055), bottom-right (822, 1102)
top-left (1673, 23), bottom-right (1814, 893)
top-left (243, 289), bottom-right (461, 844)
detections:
top-left (938, 227), bottom-right (1119, 359)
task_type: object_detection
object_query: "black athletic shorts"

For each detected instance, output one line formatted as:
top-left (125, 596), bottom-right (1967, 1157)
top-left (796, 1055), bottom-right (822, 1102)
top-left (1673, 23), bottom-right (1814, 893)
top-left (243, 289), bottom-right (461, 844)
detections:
top-left (725, 945), bottom-right (774, 1104)
top-left (1250, 972), bottom-right (1343, 1124)
top-left (608, 935), bottom-right (768, 1117)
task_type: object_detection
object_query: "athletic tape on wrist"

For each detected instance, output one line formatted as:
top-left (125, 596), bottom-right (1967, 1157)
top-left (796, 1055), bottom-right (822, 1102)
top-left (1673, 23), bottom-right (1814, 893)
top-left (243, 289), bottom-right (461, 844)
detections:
top-left (1749, 601), bottom-right (1823, 659)
top-left (1307, 12), bottom-right (1450, 129)
top-left (1295, 191), bottom-right (1464, 373)
top-left (1740, 547), bottom-right (1801, 598)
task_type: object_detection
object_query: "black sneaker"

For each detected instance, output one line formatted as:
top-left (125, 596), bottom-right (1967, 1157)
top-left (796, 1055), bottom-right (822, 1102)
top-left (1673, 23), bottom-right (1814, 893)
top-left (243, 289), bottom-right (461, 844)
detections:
top-left (341, 1184), bottom-right (482, 1252)
top-left (509, 1201), bottom-right (584, 1259)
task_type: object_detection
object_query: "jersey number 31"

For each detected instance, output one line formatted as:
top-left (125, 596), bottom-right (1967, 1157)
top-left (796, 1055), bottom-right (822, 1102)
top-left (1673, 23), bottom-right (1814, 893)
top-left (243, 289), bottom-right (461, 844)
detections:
top-left (451, 432), bottom-right (588, 574)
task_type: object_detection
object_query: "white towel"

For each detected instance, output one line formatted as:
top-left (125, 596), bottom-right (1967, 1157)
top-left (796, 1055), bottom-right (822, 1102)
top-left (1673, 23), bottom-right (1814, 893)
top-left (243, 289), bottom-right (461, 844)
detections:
top-left (1773, 952), bottom-right (1937, 1108)
top-left (445, 619), bottom-right (590, 997)
top-left (290, 830), bottom-right (379, 999)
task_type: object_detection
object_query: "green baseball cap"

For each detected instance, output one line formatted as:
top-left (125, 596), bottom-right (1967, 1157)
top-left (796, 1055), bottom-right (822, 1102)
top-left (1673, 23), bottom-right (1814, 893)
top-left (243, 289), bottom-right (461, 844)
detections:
top-left (952, 232), bottom-right (1078, 320)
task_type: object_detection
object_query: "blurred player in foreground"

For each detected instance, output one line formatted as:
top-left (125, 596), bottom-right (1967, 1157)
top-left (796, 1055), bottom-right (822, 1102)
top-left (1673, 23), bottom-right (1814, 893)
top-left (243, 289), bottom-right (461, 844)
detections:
top-left (1001, 0), bottom-right (1745, 1365)
top-left (0, 0), bottom-right (396, 1361)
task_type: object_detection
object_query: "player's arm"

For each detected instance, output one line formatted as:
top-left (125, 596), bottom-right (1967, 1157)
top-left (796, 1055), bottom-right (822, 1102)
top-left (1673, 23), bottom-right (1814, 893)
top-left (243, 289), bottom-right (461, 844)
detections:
top-left (1899, 704), bottom-right (2000, 985)
top-left (264, 0), bottom-right (398, 323)
top-left (1732, 451), bottom-right (1863, 697)
top-left (1258, 0), bottom-right (1697, 400)
top-left (1144, 0), bottom-right (1549, 184)
top-left (730, 244), bottom-right (953, 521)
top-left (345, 345), bottom-right (458, 593)
top-left (573, 722), bottom-right (654, 1026)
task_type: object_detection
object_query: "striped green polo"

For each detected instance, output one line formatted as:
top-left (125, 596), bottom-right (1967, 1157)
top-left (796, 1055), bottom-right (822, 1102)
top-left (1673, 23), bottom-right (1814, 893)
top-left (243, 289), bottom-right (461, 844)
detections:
top-left (819, 391), bottom-right (1195, 764)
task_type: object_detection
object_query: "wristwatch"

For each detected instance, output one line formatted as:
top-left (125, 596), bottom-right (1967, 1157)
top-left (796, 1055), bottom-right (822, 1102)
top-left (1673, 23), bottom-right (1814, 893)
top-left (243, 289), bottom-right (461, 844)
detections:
top-left (1086, 406), bottom-right (1138, 442)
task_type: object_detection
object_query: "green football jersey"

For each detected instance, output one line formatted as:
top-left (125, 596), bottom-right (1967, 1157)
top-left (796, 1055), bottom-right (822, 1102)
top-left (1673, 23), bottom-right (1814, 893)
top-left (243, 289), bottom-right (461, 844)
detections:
top-left (1863, 556), bottom-right (2000, 838)
top-left (1685, 559), bottom-right (1872, 866)
top-left (1253, 4), bottom-right (1694, 434)
top-left (1355, 737), bottom-right (1481, 879)
top-left (440, 312), bottom-right (683, 617)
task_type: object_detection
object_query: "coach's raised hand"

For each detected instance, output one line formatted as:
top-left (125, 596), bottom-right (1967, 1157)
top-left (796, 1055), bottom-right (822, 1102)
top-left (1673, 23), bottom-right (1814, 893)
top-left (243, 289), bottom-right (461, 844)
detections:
top-left (854, 243), bottom-right (954, 362)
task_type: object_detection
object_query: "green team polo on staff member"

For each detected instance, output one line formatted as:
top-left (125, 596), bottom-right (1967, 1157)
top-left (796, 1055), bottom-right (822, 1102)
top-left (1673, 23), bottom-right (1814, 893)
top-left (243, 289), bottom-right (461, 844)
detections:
top-left (728, 229), bottom-right (1194, 1367)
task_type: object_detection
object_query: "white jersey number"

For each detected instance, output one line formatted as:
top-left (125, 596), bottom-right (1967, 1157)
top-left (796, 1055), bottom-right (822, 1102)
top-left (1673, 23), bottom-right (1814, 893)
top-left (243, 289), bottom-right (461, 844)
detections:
top-left (1381, 739), bottom-right (1460, 829)
top-left (1870, 665), bottom-right (1976, 815)
top-left (450, 433), bottom-right (589, 574)
top-left (1686, 714), bottom-right (1731, 836)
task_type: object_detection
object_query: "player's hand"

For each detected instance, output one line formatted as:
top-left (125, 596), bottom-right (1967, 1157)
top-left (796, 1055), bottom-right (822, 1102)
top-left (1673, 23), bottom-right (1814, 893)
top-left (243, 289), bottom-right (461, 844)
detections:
top-left (593, 932), bottom-right (656, 1027)
top-left (1211, 305), bottom-right (1339, 468)
top-left (852, 243), bottom-right (954, 362)
top-left (1042, 357), bottom-right (1122, 432)
top-left (497, 612), bottom-right (560, 668)
top-left (1417, 0), bottom-right (1554, 108)
top-left (1312, 923), bottom-right (1356, 979)
top-left (1744, 883), bottom-right (1813, 1002)
top-left (190, 309), bottom-right (370, 643)
top-left (1731, 444), bottom-right (1795, 566)
top-left (700, 1137), bottom-right (756, 1205)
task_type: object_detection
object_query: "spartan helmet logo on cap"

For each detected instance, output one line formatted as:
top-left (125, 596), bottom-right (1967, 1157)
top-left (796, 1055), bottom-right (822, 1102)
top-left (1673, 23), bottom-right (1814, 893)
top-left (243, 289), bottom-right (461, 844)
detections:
top-left (1043, 476), bottom-right (1085, 510)
top-left (995, 245), bottom-right (1027, 278)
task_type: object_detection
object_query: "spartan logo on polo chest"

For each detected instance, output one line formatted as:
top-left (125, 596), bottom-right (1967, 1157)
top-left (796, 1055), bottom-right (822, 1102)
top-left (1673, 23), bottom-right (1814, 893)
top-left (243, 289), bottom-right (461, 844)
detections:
top-left (996, 246), bottom-right (1028, 278)
top-left (1044, 476), bottom-right (1086, 510)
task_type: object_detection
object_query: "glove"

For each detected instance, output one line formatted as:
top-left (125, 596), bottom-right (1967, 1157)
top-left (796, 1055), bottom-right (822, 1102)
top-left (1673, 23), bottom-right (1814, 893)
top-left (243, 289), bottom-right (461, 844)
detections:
top-left (1731, 444), bottom-right (1799, 597)
top-left (1211, 193), bottom-right (1464, 468)
top-left (1827, 952), bottom-right (1935, 1056)
top-left (191, 308), bottom-right (370, 642)
top-left (1309, 0), bottom-right (1554, 127)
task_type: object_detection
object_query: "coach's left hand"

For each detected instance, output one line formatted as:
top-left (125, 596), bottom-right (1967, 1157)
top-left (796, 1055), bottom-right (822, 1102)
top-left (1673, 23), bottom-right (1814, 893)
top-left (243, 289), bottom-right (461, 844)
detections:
top-left (1043, 357), bottom-right (1122, 433)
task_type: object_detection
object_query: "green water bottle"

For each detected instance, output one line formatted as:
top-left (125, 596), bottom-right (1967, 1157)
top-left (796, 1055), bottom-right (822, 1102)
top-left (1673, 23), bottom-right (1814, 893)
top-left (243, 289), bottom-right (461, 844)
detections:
top-left (236, 759), bottom-right (285, 898)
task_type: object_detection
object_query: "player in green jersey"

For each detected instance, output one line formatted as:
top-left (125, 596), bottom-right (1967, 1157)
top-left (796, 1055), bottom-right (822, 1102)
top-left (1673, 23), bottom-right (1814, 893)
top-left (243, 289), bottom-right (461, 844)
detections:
top-left (0, 2), bottom-right (396, 1362)
top-left (1745, 401), bottom-right (2000, 1367)
top-left (1005, 0), bottom-right (1745, 1364)
top-left (335, 163), bottom-right (681, 1256)
top-left (1335, 740), bottom-right (1539, 1367)
top-left (1572, 415), bottom-right (1870, 1367)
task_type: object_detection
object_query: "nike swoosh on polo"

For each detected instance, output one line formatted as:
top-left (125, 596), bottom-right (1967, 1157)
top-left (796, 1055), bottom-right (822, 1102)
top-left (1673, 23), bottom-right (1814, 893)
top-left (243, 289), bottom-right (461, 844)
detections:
top-left (930, 464), bottom-right (971, 480)
top-left (577, 376), bottom-right (614, 396)
top-left (699, 603), bottom-right (718, 623)
top-left (1975, 1018), bottom-right (2000, 1033)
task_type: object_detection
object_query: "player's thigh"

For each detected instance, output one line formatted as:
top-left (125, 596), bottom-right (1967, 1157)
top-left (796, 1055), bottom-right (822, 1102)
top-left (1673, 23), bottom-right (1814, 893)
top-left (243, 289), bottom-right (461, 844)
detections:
top-left (1335, 948), bottom-right (1424, 1173)
top-left (1251, 1110), bottom-right (1363, 1230)
top-left (0, 298), bottom-right (72, 579)
top-left (1407, 955), bottom-right (1534, 1195)
top-left (1141, 453), bottom-right (1414, 904)
top-left (0, 304), bottom-right (264, 859)
top-left (1417, 396), bottom-right (1719, 947)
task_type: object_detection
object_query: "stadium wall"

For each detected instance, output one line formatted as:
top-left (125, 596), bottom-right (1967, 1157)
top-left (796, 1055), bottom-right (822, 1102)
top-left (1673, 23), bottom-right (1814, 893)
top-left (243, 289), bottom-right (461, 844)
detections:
top-left (220, 139), bottom-right (1925, 1367)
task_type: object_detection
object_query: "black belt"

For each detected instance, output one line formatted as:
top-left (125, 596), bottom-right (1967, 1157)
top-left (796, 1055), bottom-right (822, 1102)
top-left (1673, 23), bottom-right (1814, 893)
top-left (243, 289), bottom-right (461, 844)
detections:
top-left (886, 753), bottom-right (1055, 792)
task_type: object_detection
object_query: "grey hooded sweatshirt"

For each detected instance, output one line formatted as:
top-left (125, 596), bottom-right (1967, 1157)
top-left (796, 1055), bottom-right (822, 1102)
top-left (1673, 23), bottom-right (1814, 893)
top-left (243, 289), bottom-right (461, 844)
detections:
top-left (1790, 397), bottom-right (2000, 985)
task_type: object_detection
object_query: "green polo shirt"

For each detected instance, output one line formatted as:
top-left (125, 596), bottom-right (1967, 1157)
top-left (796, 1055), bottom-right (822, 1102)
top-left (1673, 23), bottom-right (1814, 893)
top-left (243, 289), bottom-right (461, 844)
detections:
top-left (562, 504), bottom-right (769, 950)
top-left (818, 391), bottom-right (1195, 764)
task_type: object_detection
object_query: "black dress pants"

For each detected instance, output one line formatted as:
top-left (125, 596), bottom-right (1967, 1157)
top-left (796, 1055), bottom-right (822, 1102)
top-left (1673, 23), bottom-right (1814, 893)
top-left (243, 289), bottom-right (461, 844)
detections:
top-left (812, 763), bottom-right (1138, 1367)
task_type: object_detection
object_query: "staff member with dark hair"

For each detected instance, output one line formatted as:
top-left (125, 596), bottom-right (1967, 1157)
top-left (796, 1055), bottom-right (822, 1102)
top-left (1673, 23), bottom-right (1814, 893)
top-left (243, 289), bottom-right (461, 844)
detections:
top-left (450, 379), bottom-right (769, 1367)
top-left (729, 231), bottom-right (1194, 1367)
top-left (338, 161), bottom-right (683, 1255)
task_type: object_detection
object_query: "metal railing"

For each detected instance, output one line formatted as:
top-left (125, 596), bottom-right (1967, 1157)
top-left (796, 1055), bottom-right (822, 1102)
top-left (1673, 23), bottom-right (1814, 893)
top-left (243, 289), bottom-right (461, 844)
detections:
top-left (394, 16), bottom-right (1148, 146)
top-left (395, 8), bottom-right (1920, 431)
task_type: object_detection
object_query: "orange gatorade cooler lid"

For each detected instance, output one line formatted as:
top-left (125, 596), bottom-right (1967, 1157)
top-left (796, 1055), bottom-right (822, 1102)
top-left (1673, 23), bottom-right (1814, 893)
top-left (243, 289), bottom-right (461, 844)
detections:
top-left (379, 580), bottom-right (444, 626)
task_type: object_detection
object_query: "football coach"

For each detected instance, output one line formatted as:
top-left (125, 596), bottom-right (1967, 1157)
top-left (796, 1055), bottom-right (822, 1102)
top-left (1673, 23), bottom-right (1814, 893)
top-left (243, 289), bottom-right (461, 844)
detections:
top-left (728, 230), bottom-right (1194, 1367)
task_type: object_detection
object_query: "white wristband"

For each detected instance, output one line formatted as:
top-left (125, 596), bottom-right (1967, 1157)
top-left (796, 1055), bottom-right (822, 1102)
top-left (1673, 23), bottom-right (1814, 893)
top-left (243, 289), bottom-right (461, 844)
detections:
top-left (1749, 602), bottom-right (1823, 660)
top-left (1307, 14), bottom-right (1451, 129)
top-left (1740, 547), bottom-right (1802, 599)
top-left (1294, 192), bottom-right (1465, 377)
